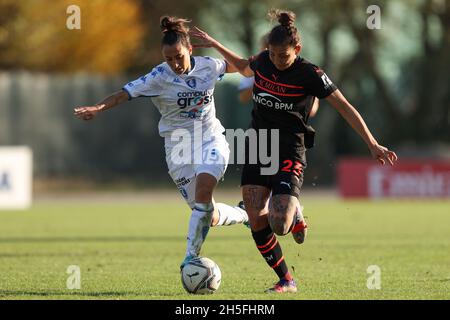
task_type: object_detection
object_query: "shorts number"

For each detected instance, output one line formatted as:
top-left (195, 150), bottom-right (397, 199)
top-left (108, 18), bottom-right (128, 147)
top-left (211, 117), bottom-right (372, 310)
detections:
top-left (281, 160), bottom-right (293, 173)
top-left (281, 159), bottom-right (302, 176)
top-left (293, 161), bottom-right (303, 176)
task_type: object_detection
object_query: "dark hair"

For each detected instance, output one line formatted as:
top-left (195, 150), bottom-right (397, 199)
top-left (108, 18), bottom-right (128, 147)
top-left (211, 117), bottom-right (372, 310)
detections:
top-left (160, 16), bottom-right (191, 48)
top-left (267, 9), bottom-right (301, 47)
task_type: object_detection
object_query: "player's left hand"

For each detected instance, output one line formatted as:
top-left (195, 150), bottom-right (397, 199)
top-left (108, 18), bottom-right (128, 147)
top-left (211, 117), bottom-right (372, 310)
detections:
top-left (369, 144), bottom-right (398, 166)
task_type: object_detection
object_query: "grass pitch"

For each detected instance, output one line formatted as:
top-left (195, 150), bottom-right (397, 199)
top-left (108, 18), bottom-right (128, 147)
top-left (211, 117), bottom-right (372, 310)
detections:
top-left (0, 191), bottom-right (449, 300)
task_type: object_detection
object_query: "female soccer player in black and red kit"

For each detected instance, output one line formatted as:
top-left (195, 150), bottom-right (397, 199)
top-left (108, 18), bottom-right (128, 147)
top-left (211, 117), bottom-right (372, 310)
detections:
top-left (191, 9), bottom-right (398, 293)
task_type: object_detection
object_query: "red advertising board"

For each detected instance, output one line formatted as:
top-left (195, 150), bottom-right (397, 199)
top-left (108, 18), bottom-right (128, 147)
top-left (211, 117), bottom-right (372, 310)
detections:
top-left (337, 158), bottom-right (450, 198)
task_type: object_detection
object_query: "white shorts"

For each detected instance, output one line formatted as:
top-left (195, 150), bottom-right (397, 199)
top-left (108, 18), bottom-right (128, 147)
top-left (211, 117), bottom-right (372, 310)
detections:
top-left (165, 134), bottom-right (230, 209)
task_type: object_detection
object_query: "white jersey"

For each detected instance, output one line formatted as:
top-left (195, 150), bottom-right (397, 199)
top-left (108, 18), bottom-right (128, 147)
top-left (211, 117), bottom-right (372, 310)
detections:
top-left (123, 56), bottom-right (227, 142)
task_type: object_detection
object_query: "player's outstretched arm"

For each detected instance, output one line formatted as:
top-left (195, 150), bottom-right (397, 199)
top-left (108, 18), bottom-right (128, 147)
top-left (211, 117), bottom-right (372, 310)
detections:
top-left (74, 90), bottom-right (129, 121)
top-left (189, 27), bottom-right (254, 77)
top-left (326, 89), bottom-right (398, 166)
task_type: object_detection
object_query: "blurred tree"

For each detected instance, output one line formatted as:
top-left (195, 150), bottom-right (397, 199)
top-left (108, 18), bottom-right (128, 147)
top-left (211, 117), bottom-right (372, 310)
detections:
top-left (0, 0), bottom-right (22, 67)
top-left (0, 0), bottom-right (145, 74)
top-left (127, 0), bottom-right (209, 74)
top-left (405, 0), bottom-right (450, 144)
top-left (334, 0), bottom-right (450, 145)
top-left (199, 0), bottom-right (273, 56)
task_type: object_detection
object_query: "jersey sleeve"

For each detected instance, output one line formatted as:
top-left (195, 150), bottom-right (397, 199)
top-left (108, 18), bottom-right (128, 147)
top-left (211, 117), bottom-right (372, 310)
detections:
top-left (249, 57), bottom-right (257, 72)
top-left (122, 67), bottom-right (163, 100)
top-left (206, 57), bottom-right (227, 81)
top-left (249, 50), bottom-right (266, 72)
top-left (304, 65), bottom-right (338, 99)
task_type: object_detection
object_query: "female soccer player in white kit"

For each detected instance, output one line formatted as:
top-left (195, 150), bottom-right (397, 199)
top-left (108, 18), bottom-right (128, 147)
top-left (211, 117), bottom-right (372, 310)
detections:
top-left (74, 16), bottom-right (248, 269)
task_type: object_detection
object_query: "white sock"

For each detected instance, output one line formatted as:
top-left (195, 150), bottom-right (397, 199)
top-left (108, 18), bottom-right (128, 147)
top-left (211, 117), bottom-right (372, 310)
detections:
top-left (185, 203), bottom-right (214, 257)
top-left (215, 203), bottom-right (248, 226)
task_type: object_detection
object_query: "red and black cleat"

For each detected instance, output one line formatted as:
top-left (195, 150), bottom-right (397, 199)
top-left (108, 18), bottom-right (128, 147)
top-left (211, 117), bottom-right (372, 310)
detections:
top-left (265, 278), bottom-right (297, 293)
top-left (291, 207), bottom-right (308, 244)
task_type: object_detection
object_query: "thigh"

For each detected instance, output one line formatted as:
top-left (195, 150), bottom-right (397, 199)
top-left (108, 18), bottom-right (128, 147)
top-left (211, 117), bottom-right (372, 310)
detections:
top-left (195, 135), bottom-right (230, 183)
top-left (168, 164), bottom-right (196, 209)
top-left (268, 144), bottom-right (305, 234)
top-left (271, 144), bottom-right (307, 198)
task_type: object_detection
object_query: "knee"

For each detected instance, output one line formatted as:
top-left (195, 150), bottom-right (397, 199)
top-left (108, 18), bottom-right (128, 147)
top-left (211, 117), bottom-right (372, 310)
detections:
top-left (195, 187), bottom-right (213, 203)
top-left (195, 173), bottom-right (217, 203)
top-left (269, 195), bottom-right (296, 236)
top-left (268, 214), bottom-right (291, 236)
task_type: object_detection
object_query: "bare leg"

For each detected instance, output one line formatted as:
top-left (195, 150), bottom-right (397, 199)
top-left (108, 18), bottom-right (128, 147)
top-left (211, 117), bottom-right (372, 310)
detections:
top-left (268, 194), bottom-right (299, 236)
top-left (242, 185), bottom-right (271, 231)
top-left (243, 185), bottom-right (294, 283)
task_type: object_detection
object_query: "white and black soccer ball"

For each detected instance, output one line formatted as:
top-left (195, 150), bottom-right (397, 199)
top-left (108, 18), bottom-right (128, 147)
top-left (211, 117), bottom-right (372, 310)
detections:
top-left (181, 257), bottom-right (221, 294)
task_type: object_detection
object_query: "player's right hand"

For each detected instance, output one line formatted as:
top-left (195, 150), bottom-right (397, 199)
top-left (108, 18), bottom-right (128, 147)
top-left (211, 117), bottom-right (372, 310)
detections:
top-left (73, 106), bottom-right (100, 121)
top-left (369, 143), bottom-right (398, 166)
top-left (189, 26), bottom-right (217, 48)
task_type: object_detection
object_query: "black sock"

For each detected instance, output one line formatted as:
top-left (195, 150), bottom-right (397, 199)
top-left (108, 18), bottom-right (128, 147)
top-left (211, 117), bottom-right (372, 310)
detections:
top-left (252, 225), bottom-right (291, 280)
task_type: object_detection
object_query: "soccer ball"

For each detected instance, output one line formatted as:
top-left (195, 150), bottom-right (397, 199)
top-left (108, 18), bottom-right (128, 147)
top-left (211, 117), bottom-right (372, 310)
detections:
top-left (181, 257), bottom-right (221, 294)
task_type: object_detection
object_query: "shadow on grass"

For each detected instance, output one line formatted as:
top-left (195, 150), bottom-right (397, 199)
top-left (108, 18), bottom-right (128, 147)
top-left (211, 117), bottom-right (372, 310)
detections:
top-left (0, 235), bottom-right (249, 244)
top-left (0, 236), bottom-right (182, 243)
top-left (0, 290), bottom-right (186, 298)
top-left (0, 290), bottom-right (132, 297)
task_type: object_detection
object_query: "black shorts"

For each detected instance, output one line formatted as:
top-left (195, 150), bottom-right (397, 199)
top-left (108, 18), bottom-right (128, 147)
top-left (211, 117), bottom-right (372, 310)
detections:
top-left (240, 134), bottom-right (307, 198)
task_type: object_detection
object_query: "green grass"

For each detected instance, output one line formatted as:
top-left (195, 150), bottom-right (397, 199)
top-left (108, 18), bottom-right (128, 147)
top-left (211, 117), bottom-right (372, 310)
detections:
top-left (0, 195), bottom-right (449, 300)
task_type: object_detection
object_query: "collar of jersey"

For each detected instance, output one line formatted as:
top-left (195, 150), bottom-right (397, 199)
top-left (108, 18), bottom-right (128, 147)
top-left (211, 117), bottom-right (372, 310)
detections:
top-left (178, 56), bottom-right (196, 77)
top-left (271, 55), bottom-right (302, 73)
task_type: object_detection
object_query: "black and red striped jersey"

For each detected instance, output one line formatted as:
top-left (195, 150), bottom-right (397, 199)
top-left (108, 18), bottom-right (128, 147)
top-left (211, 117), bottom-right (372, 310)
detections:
top-left (249, 50), bottom-right (337, 147)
